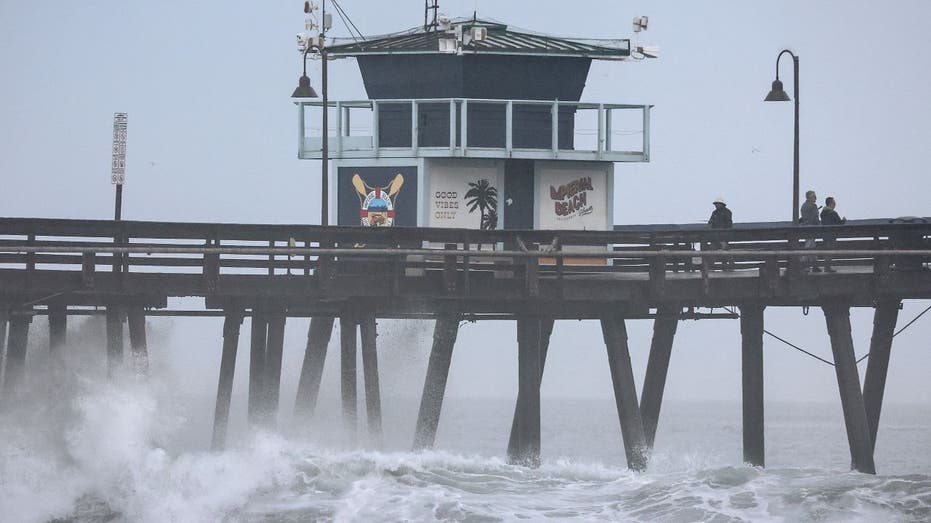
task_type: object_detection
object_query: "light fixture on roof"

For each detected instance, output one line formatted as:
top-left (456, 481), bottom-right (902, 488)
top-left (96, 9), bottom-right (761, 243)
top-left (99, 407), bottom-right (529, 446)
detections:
top-left (437, 13), bottom-right (452, 31)
top-left (632, 16), bottom-right (649, 32)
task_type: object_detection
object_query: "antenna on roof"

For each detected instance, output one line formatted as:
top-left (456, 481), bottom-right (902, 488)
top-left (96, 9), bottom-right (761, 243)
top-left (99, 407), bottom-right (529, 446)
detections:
top-left (424, 0), bottom-right (440, 32)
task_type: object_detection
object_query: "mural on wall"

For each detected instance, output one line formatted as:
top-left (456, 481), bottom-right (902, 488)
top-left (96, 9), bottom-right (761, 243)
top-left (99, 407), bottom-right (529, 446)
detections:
top-left (550, 176), bottom-right (594, 220)
top-left (537, 164), bottom-right (608, 230)
top-left (338, 166), bottom-right (418, 227)
top-left (352, 173), bottom-right (403, 227)
top-left (465, 179), bottom-right (499, 230)
top-left (428, 161), bottom-right (501, 229)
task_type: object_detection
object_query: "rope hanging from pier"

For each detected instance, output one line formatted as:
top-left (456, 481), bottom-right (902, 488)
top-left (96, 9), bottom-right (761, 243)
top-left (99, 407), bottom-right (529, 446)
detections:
top-left (854, 302), bottom-right (931, 364)
top-left (724, 306), bottom-right (834, 367)
top-left (727, 301), bottom-right (931, 367)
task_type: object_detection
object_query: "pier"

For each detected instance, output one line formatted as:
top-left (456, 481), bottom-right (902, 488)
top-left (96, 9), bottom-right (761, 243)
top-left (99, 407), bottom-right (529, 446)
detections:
top-left (1, 216), bottom-right (928, 473)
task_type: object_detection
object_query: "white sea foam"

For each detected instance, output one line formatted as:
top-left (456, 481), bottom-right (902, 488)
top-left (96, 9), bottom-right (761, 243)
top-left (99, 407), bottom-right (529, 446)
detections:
top-left (1, 327), bottom-right (930, 522)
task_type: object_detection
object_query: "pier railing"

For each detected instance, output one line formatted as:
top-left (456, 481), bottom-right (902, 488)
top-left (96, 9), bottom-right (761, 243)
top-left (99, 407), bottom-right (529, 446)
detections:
top-left (0, 218), bottom-right (928, 286)
top-left (296, 98), bottom-right (652, 162)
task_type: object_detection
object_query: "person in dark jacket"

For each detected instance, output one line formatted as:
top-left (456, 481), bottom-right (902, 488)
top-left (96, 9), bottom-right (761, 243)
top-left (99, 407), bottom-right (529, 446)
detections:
top-left (820, 197), bottom-right (846, 225)
top-left (819, 196), bottom-right (846, 272)
top-left (800, 190), bottom-right (821, 272)
top-left (708, 197), bottom-right (733, 269)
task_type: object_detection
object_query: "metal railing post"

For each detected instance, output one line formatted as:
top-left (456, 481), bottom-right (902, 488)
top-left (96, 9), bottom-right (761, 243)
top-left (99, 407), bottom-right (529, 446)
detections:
top-left (461, 99), bottom-right (468, 155)
top-left (551, 100), bottom-right (559, 157)
top-left (372, 100), bottom-right (379, 155)
top-left (411, 100), bottom-right (419, 155)
top-left (642, 105), bottom-right (652, 161)
top-left (506, 100), bottom-right (514, 154)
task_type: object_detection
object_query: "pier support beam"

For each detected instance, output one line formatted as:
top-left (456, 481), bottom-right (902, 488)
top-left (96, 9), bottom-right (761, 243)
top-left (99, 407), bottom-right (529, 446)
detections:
top-left (640, 305), bottom-right (680, 449)
top-left (294, 317), bottom-right (335, 419)
top-left (263, 311), bottom-right (287, 425)
top-left (510, 316), bottom-right (543, 467)
top-left (48, 305), bottom-right (67, 354)
top-left (211, 310), bottom-right (243, 450)
top-left (507, 318), bottom-right (554, 462)
top-left (740, 304), bottom-right (765, 467)
top-left (127, 307), bottom-right (149, 375)
top-left (862, 300), bottom-right (900, 452)
top-left (823, 303), bottom-right (876, 474)
top-left (360, 314), bottom-right (383, 446)
top-left (105, 306), bottom-right (124, 375)
top-left (600, 313), bottom-right (648, 471)
top-left (340, 316), bottom-right (358, 440)
top-left (248, 311), bottom-right (268, 425)
top-left (413, 316), bottom-right (460, 450)
top-left (2, 312), bottom-right (32, 394)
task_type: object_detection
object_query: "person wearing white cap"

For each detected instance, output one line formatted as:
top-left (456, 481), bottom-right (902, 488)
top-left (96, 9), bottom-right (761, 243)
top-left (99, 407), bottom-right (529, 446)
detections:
top-left (708, 197), bottom-right (733, 269)
top-left (708, 197), bottom-right (732, 229)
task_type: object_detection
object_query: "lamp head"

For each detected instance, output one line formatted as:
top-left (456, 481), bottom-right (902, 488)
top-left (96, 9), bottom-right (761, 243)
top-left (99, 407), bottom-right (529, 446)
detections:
top-left (291, 74), bottom-right (318, 98)
top-left (764, 79), bottom-right (791, 102)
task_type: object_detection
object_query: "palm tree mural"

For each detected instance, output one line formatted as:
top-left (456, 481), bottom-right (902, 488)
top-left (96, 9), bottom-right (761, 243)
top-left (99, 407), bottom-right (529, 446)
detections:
top-left (465, 179), bottom-right (499, 230)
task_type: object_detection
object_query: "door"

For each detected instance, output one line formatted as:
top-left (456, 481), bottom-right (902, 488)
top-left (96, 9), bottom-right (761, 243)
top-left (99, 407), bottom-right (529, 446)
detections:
top-left (504, 160), bottom-right (534, 230)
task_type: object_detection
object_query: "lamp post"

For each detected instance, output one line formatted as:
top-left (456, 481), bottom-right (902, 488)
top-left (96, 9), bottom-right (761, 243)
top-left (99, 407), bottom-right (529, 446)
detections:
top-left (292, 8), bottom-right (328, 226)
top-left (764, 49), bottom-right (799, 224)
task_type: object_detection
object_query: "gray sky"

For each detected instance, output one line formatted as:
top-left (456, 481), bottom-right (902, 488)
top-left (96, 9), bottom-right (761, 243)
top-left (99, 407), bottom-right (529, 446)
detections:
top-left (1, 1), bottom-right (929, 407)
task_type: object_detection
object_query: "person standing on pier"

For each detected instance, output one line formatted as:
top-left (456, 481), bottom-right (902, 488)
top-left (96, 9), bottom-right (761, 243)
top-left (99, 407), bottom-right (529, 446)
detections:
top-left (708, 197), bottom-right (733, 270)
top-left (819, 196), bottom-right (846, 272)
top-left (800, 190), bottom-right (822, 272)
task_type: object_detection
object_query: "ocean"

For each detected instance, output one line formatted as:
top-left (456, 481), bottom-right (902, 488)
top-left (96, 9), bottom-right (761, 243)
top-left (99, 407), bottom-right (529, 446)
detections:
top-left (1, 318), bottom-right (930, 522)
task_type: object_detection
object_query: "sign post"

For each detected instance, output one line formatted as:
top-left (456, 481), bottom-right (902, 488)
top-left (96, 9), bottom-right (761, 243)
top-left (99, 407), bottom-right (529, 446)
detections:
top-left (111, 112), bottom-right (128, 220)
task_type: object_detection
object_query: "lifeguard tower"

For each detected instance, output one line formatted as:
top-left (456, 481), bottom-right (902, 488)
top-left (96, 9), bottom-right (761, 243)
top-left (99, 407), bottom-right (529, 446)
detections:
top-left (295, 9), bottom-right (655, 234)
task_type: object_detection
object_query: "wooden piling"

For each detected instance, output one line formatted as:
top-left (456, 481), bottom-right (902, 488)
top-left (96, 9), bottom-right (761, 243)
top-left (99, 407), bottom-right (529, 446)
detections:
top-left (105, 306), bottom-right (124, 375)
top-left (739, 304), bottom-right (765, 467)
top-left (211, 310), bottom-right (243, 450)
top-left (863, 300), bottom-right (900, 452)
top-left (294, 317), bottom-right (335, 419)
top-left (823, 303), bottom-right (876, 474)
top-left (48, 305), bottom-right (67, 354)
top-left (2, 312), bottom-right (31, 394)
top-left (263, 311), bottom-right (287, 425)
top-left (340, 316), bottom-right (358, 439)
top-left (600, 313), bottom-right (648, 471)
top-left (127, 306), bottom-right (149, 375)
top-left (511, 316), bottom-right (542, 467)
top-left (359, 314), bottom-right (383, 446)
top-left (640, 305), bottom-right (680, 449)
top-left (247, 311), bottom-right (268, 425)
top-left (412, 315), bottom-right (460, 450)
top-left (507, 318), bottom-right (554, 462)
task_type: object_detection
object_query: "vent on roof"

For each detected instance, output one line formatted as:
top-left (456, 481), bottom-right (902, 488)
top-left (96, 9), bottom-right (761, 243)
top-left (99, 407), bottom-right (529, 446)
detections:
top-left (471, 26), bottom-right (487, 41)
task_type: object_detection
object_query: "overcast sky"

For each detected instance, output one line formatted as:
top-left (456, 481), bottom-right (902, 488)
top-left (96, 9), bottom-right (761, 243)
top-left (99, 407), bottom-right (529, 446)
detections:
top-left (1, 0), bottom-right (929, 415)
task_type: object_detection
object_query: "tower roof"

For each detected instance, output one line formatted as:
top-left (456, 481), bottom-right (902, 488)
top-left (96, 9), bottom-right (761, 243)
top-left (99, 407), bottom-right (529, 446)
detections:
top-left (327, 17), bottom-right (648, 60)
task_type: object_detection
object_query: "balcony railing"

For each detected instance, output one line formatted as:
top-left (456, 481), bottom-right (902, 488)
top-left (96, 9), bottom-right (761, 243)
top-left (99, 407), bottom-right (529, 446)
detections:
top-left (296, 98), bottom-right (652, 162)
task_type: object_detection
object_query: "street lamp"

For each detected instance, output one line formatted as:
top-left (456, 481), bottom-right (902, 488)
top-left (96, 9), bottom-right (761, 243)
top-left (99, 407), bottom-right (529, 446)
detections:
top-left (292, 31), bottom-right (329, 226)
top-left (764, 49), bottom-right (799, 224)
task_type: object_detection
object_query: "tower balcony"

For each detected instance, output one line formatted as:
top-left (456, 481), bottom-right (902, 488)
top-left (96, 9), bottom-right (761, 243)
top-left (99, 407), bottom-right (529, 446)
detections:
top-left (296, 98), bottom-right (652, 162)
